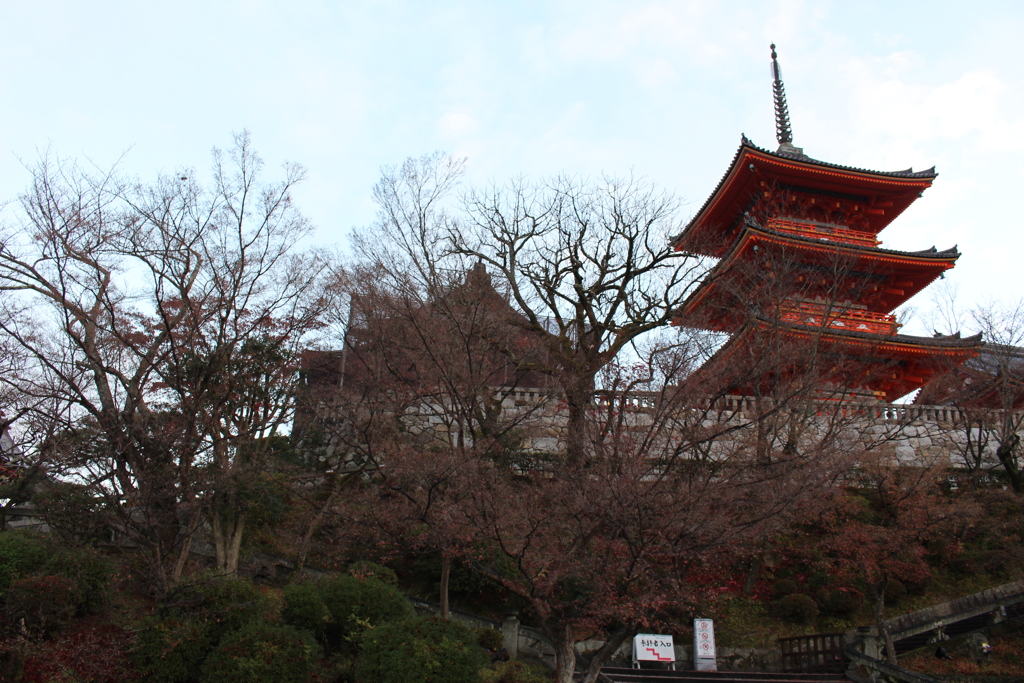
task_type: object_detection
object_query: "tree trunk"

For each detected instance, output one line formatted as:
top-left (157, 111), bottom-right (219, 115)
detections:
top-left (226, 512), bottom-right (246, 574)
top-left (581, 625), bottom-right (633, 683)
top-left (212, 513), bottom-right (226, 570)
top-left (743, 554), bottom-right (763, 596)
top-left (873, 577), bottom-right (898, 665)
top-left (440, 553), bottom-right (451, 618)
top-left (553, 625), bottom-right (578, 683)
top-left (563, 376), bottom-right (595, 465)
top-left (171, 506), bottom-right (203, 584)
top-left (212, 510), bottom-right (247, 574)
top-left (995, 432), bottom-right (1022, 493)
top-left (295, 470), bottom-right (360, 575)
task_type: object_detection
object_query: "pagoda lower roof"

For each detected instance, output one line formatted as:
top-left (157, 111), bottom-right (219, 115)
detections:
top-left (685, 318), bottom-right (982, 402)
top-left (674, 220), bottom-right (958, 329)
top-left (674, 136), bottom-right (937, 258)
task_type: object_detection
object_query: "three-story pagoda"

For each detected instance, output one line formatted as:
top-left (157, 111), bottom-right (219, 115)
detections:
top-left (673, 46), bottom-right (981, 401)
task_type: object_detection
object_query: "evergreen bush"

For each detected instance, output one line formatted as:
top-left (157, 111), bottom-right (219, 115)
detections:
top-left (884, 578), bottom-right (906, 605)
top-left (949, 556), bottom-right (977, 576)
top-left (44, 547), bottom-right (114, 613)
top-left (975, 550), bottom-right (1013, 578)
top-left (165, 574), bottom-right (271, 637)
top-left (318, 574), bottom-right (413, 650)
top-left (477, 626), bottom-right (504, 650)
top-left (480, 660), bottom-right (550, 683)
top-left (133, 617), bottom-right (213, 683)
top-left (348, 560), bottom-right (399, 586)
top-left (819, 588), bottom-right (862, 617)
top-left (134, 575), bottom-right (272, 683)
top-left (357, 616), bottom-right (486, 683)
top-left (5, 575), bottom-right (77, 635)
top-left (282, 581), bottom-right (330, 641)
top-left (772, 578), bottom-right (799, 599)
top-left (200, 622), bottom-right (321, 683)
top-left (772, 593), bottom-right (818, 624)
top-left (0, 531), bottom-right (50, 596)
top-left (31, 483), bottom-right (110, 544)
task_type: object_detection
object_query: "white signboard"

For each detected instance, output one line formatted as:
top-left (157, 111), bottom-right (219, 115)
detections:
top-left (693, 618), bottom-right (717, 672)
top-left (633, 634), bottom-right (675, 666)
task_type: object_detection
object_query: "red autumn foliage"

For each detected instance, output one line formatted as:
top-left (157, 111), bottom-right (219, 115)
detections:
top-left (20, 621), bottom-right (138, 683)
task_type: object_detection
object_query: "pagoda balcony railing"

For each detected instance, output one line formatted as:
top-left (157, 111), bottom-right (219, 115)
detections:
top-left (778, 301), bottom-right (899, 335)
top-left (767, 217), bottom-right (880, 247)
top-left (710, 395), bottom-right (1018, 426)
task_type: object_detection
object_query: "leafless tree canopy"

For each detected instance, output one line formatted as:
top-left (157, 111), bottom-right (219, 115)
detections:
top-left (0, 132), bottom-right (336, 588)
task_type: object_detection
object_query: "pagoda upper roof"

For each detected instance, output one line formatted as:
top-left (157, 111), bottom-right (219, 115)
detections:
top-left (674, 136), bottom-right (938, 257)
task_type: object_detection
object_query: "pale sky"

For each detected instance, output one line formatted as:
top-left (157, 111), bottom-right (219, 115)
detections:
top-left (1, 1), bottom-right (1021, 335)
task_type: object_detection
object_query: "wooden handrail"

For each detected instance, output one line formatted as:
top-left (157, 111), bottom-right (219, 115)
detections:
top-left (768, 218), bottom-right (880, 247)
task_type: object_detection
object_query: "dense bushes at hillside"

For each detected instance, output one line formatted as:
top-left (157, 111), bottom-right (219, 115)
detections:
top-left (0, 532), bottom-right (114, 637)
top-left (357, 616), bottom-right (487, 683)
top-left (201, 622), bottom-right (321, 683)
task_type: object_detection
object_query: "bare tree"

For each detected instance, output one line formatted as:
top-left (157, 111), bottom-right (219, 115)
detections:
top-left (0, 133), bottom-right (334, 589)
top-left (964, 301), bottom-right (1024, 491)
top-left (919, 296), bottom-right (1024, 491)
top-left (454, 172), bottom-right (708, 464)
top-left (327, 155), bottom-right (857, 683)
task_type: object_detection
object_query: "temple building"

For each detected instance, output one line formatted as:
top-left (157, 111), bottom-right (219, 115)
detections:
top-left (672, 45), bottom-right (982, 402)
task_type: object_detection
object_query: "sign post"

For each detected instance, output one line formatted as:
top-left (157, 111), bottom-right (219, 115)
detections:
top-left (693, 618), bottom-right (717, 671)
top-left (632, 634), bottom-right (676, 670)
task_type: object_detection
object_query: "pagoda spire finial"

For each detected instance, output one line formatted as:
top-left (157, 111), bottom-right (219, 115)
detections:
top-left (770, 44), bottom-right (803, 155)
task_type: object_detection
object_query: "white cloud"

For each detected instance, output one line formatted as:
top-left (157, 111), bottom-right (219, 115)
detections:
top-left (437, 110), bottom-right (480, 137)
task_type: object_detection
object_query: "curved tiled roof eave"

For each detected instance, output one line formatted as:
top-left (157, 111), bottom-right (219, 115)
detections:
top-left (750, 225), bottom-right (960, 261)
top-left (760, 317), bottom-right (985, 350)
top-left (672, 223), bottom-right (959, 321)
top-left (740, 135), bottom-right (938, 180)
top-left (673, 136), bottom-right (939, 245)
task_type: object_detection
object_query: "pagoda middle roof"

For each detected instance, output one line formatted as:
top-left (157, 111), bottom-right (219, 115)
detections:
top-left (674, 136), bottom-right (938, 257)
top-left (674, 219), bottom-right (959, 326)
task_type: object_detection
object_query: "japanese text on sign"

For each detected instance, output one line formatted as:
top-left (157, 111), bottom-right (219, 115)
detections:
top-left (633, 634), bottom-right (675, 662)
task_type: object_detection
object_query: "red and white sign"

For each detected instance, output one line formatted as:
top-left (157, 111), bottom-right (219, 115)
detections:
top-left (693, 618), bottom-right (717, 672)
top-left (633, 634), bottom-right (675, 663)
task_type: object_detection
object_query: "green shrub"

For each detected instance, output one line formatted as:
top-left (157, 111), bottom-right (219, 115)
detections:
top-left (318, 574), bottom-right (413, 650)
top-left (772, 593), bottom-right (818, 624)
top-left (133, 616), bottom-right (214, 683)
top-left (44, 547), bottom-right (114, 613)
top-left (348, 560), bottom-right (399, 587)
top-left (32, 482), bottom-right (110, 544)
top-left (477, 626), bottom-right (505, 651)
top-left (772, 578), bottom-right (799, 599)
top-left (201, 622), bottom-right (321, 683)
top-left (975, 550), bottom-right (1013, 578)
top-left (282, 581), bottom-right (330, 640)
top-left (806, 572), bottom-right (831, 591)
top-left (925, 537), bottom-right (950, 565)
top-left (164, 574), bottom-right (271, 637)
top-left (357, 616), bottom-right (487, 683)
top-left (819, 588), bottom-right (862, 617)
top-left (5, 575), bottom-right (77, 635)
top-left (949, 556), bottom-right (977, 576)
top-left (0, 531), bottom-right (51, 596)
top-left (884, 578), bottom-right (906, 605)
top-left (135, 575), bottom-right (273, 683)
top-left (480, 660), bottom-right (550, 683)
